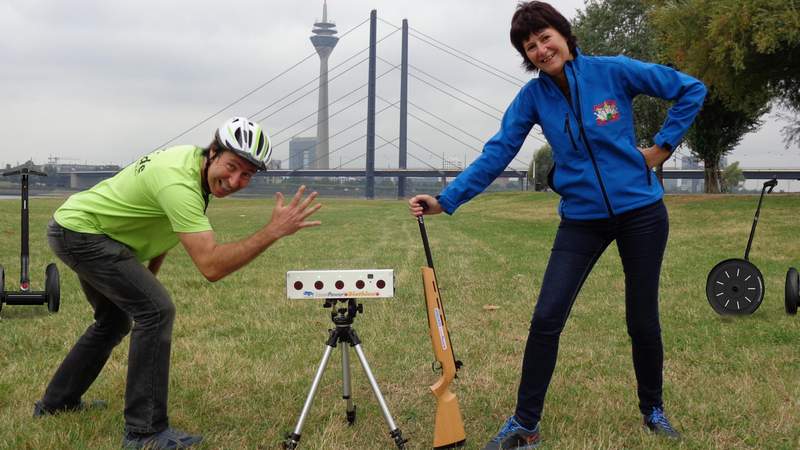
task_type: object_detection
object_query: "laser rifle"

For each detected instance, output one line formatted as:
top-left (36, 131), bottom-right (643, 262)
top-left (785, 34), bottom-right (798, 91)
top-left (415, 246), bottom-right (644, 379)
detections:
top-left (417, 213), bottom-right (466, 449)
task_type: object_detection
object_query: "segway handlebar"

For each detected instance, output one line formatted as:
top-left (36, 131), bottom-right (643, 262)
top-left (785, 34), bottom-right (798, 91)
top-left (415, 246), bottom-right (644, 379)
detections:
top-left (744, 178), bottom-right (778, 261)
top-left (4, 167), bottom-right (48, 292)
top-left (764, 178), bottom-right (778, 193)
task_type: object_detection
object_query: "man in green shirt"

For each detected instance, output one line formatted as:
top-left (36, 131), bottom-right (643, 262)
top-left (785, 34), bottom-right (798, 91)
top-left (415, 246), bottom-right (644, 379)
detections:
top-left (34, 117), bottom-right (321, 449)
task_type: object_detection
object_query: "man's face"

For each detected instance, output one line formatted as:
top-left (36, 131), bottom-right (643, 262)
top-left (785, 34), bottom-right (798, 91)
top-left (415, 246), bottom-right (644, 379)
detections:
top-left (206, 150), bottom-right (258, 198)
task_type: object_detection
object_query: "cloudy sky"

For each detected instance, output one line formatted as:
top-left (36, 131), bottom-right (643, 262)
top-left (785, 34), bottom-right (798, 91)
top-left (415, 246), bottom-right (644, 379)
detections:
top-left (1, 0), bottom-right (796, 172)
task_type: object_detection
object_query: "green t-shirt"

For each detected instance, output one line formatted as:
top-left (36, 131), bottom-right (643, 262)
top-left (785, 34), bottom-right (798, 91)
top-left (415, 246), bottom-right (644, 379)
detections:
top-left (54, 145), bottom-right (212, 262)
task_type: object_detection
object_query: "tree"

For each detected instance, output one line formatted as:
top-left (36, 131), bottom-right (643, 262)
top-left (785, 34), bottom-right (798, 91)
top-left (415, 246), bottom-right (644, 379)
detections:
top-left (653, 0), bottom-right (799, 109)
top-left (527, 157), bottom-right (534, 186)
top-left (777, 80), bottom-right (800, 147)
top-left (573, 0), bottom-right (655, 58)
top-left (778, 112), bottom-right (800, 148)
top-left (573, 0), bottom-right (671, 180)
top-left (720, 161), bottom-right (745, 193)
top-left (529, 144), bottom-right (553, 192)
top-left (651, 0), bottom-right (800, 180)
top-left (684, 95), bottom-right (766, 193)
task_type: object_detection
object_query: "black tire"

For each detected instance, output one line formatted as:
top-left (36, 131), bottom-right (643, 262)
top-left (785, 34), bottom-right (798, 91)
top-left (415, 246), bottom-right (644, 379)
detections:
top-left (706, 259), bottom-right (764, 315)
top-left (45, 263), bottom-right (60, 313)
top-left (786, 267), bottom-right (799, 315)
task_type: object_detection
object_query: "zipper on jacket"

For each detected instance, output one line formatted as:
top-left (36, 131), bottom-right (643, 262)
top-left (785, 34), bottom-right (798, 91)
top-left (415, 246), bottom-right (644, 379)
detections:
top-left (564, 113), bottom-right (580, 153)
top-left (565, 63), bottom-right (615, 218)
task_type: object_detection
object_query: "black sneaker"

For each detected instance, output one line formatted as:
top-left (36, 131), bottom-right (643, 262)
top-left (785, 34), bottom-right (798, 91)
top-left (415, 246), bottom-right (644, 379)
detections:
top-left (122, 428), bottom-right (203, 449)
top-left (33, 399), bottom-right (108, 417)
top-left (643, 407), bottom-right (680, 439)
top-left (482, 415), bottom-right (541, 450)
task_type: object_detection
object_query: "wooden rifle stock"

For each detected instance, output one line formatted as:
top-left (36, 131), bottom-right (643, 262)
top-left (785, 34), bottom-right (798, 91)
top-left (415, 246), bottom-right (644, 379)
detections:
top-left (417, 212), bottom-right (465, 449)
top-left (422, 267), bottom-right (465, 448)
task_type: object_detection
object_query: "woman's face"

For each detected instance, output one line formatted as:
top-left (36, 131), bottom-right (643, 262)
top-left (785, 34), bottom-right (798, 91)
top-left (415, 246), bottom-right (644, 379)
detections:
top-left (523, 27), bottom-right (573, 77)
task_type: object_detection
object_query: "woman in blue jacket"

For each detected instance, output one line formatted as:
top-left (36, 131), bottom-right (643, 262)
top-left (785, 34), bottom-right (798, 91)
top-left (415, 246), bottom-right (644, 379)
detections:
top-left (409, 2), bottom-right (706, 449)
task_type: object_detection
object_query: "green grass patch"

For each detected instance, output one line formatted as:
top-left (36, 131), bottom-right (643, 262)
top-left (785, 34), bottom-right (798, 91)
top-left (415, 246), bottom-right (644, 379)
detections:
top-left (1, 192), bottom-right (799, 449)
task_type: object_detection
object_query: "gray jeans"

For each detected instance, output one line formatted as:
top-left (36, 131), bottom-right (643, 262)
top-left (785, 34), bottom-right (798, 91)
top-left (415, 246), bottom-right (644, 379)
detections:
top-left (43, 219), bottom-right (175, 434)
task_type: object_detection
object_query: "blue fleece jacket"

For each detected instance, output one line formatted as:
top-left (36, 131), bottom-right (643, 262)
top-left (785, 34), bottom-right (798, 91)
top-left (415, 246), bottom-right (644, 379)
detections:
top-left (437, 50), bottom-right (707, 219)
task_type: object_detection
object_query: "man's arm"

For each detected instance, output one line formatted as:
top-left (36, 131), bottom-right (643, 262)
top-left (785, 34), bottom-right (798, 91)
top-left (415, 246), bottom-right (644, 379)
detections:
top-left (178, 186), bottom-right (321, 282)
top-left (148, 252), bottom-right (168, 276)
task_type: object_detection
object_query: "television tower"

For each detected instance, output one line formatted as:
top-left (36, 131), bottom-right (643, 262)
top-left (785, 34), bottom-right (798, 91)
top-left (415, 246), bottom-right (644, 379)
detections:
top-left (310, 1), bottom-right (338, 169)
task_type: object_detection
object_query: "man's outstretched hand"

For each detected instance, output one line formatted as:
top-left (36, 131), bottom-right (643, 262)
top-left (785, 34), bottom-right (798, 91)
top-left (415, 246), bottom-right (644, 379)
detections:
top-left (266, 185), bottom-right (322, 239)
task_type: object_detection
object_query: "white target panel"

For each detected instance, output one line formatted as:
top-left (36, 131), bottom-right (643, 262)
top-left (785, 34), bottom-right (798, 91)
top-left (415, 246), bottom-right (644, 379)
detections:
top-left (286, 269), bottom-right (394, 299)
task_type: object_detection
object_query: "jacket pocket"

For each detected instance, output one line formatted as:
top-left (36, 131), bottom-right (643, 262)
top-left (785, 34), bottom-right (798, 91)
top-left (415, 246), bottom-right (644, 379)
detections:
top-left (547, 164), bottom-right (562, 195)
top-left (636, 149), bottom-right (653, 186)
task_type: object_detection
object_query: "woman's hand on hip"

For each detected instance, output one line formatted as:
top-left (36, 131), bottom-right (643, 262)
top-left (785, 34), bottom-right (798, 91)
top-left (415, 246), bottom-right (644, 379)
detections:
top-left (639, 144), bottom-right (671, 169)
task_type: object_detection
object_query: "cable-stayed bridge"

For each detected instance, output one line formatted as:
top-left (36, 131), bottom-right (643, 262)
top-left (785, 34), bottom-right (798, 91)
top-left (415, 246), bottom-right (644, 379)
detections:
top-left (108, 5), bottom-right (800, 196)
top-left (144, 6), bottom-right (550, 198)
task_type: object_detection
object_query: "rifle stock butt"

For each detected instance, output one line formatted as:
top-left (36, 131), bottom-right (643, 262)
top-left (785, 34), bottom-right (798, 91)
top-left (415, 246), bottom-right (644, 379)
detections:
top-left (432, 389), bottom-right (466, 449)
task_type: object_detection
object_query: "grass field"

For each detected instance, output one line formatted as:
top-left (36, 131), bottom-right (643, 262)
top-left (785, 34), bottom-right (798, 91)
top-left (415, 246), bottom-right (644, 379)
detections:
top-left (1, 192), bottom-right (799, 450)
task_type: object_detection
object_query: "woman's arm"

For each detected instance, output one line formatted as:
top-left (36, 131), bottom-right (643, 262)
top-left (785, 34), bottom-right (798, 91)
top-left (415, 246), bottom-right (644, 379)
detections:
top-left (620, 56), bottom-right (707, 153)
top-left (436, 84), bottom-right (540, 214)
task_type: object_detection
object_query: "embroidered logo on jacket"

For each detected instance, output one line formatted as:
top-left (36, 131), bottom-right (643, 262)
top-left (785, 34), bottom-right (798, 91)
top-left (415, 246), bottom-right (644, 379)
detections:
top-left (593, 100), bottom-right (620, 125)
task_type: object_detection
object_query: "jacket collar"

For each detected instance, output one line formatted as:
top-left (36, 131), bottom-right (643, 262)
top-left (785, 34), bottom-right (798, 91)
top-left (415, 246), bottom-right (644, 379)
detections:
top-left (537, 48), bottom-right (582, 98)
top-left (539, 47), bottom-right (582, 79)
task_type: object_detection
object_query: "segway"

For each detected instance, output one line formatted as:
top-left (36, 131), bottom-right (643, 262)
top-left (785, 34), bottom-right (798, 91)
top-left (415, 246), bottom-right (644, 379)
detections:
top-left (786, 267), bottom-right (799, 315)
top-left (705, 178), bottom-right (777, 315)
top-left (0, 167), bottom-right (60, 314)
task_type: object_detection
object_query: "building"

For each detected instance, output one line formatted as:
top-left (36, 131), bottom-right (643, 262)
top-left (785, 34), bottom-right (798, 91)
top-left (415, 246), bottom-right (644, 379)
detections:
top-left (309, 0), bottom-right (338, 169)
top-left (289, 137), bottom-right (318, 170)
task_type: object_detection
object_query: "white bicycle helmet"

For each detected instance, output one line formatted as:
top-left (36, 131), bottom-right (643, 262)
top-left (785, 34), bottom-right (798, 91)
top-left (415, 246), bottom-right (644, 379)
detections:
top-left (215, 117), bottom-right (272, 170)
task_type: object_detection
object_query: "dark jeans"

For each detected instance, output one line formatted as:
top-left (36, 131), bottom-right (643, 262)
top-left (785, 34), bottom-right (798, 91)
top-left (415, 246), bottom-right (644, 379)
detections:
top-left (515, 200), bottom-right (669, 427)
top-left (42, 219), bottom-right (175, 434)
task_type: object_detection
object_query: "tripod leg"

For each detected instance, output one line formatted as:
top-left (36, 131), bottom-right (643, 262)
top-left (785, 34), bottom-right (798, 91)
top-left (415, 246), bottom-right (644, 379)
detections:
top-left (351, 341), bottom-right (408, 449)
top-left (284, 341), bottom-right (336, 449)
top-left (341, 343), bottom-right (356, 425)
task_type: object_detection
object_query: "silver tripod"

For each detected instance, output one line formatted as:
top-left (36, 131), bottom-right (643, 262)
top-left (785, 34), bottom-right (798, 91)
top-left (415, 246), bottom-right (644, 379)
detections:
top-left (283, 298), bottom-right (407, 449)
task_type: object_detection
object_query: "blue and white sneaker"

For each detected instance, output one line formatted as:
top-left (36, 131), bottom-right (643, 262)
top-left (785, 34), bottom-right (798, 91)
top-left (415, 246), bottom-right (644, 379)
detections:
top-left (122, 428), bottom-right (203, 449)
top-left (643, 407), bottom-right (680, 439)
top-left (482, 415), bottom-right (541, 450)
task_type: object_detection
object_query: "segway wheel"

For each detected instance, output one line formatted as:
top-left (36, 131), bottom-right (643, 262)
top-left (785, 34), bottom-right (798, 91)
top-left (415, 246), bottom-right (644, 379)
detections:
top-left (706, 259), bottom-right (764, 315)
top-left (786, 267), bottom-right (799, 315)
top-left (45, 263), bottom-right (60, 313)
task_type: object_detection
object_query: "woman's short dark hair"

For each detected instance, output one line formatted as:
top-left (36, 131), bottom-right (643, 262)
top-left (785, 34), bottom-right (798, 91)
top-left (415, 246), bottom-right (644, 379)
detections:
top-left (510, 1), bottom-right (578, 73)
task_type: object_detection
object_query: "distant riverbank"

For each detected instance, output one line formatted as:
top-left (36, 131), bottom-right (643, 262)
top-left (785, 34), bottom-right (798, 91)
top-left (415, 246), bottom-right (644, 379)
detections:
top-left (0, 191), bottom-right (73, 200)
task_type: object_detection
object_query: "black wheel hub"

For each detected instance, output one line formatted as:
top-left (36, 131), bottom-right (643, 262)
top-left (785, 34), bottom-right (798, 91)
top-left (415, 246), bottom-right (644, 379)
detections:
top-left (706, 259), bottom-right (764, 315)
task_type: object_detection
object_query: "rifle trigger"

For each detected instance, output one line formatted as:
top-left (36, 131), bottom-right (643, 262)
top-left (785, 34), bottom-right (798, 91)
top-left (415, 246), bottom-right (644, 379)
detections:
top-left (455, 360), bottom-right (463, 370)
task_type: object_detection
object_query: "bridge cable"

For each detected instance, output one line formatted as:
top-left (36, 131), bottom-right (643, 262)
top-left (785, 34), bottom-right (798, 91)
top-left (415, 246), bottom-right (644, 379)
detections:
top-left (377, 18), bottom-right (524, 87)
top-left (150, 16), bottom-right (371, 151)
top-left (250, 27), bottom-right (401, 121)
top-left (276, 101), bottom-right (400, 168)
top-left (377, 95), bottom-right (530, 170)
top-left (268, 63), bottom-right (400, 139)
